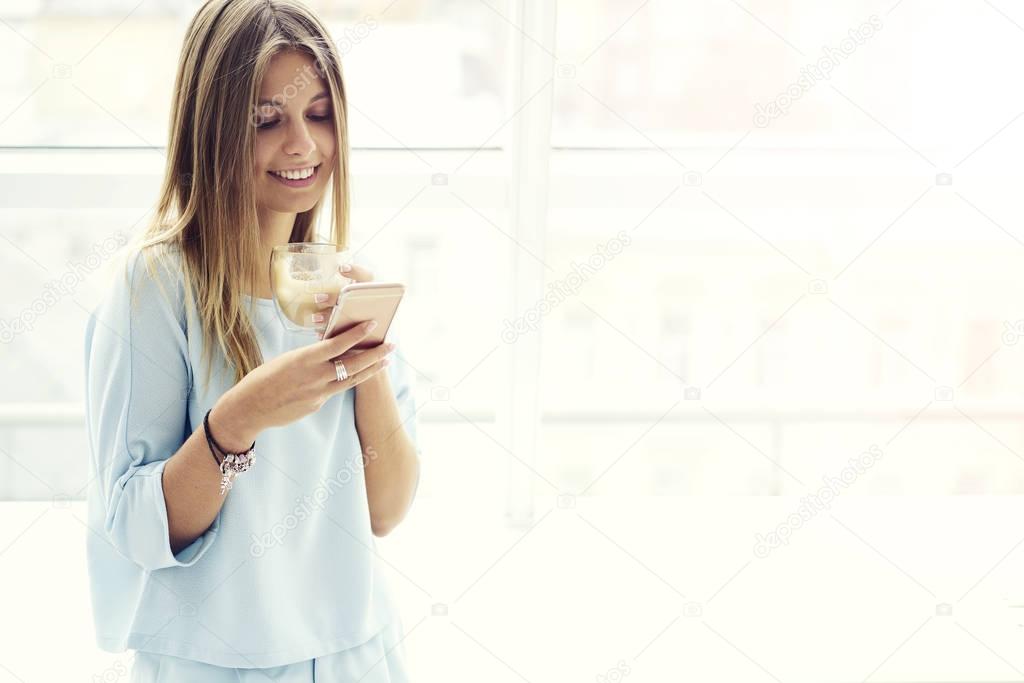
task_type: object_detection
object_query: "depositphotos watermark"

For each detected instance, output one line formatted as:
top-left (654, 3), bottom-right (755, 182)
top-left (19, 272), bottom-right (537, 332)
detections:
top-left (336, 15), bottom-right (378, 55)
top-left (595, 659), bottom-right (631, 683)
top-left (249, 447), bottom-right (378, 557)
top-left (1002, 319), bottom-right (1024, 345)
top-left (251, 61), bottom-right (324, 127)
top-left (249, 17), bottom-right (377, 128)
top-left (753, 15), bottom-right (883, 128)
top-left (0, 230), bottom-right (128, 344)
top-left (500, 230), bottom-right (632, 343)
top-left (753, 444), bottom-right (883, 558)
top-left (90, 658), bottom-right (130, 683)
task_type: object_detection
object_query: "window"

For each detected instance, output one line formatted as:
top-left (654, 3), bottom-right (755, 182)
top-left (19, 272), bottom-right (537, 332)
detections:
top-left (0, 1), bottom-right (506, 147)
top-left (4, 3), bottom-right (1024, 680)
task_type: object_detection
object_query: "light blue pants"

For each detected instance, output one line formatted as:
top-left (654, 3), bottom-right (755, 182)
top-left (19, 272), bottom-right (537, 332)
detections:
top-left (130, 620), bottom-right (411, 682)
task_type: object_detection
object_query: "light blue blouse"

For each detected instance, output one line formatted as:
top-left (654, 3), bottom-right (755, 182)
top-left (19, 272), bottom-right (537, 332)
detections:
top-left (82, 246), bottom-right (420, 669)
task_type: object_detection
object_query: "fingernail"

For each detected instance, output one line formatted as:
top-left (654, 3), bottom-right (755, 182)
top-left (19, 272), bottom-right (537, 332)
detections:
top-left (381, 358), bottom-right (391, 368)
top-left (341, 264), bottom-right (352, 272)
top-left (312, 312), bottom-right (325, 323)
top-left (366, 320), bottom-right (378, 332)
top-left (314, 292), bottom-right (328, 303)
top-left (385, 343), bottom-right (396, 353)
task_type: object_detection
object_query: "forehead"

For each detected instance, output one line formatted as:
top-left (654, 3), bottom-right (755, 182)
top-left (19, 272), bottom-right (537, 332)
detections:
top-left (258, 50), bottom-right (326, 98)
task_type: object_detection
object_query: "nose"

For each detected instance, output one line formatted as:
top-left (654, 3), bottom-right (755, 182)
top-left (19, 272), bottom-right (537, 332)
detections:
top-left (281, 117), bottom-right (316, 159)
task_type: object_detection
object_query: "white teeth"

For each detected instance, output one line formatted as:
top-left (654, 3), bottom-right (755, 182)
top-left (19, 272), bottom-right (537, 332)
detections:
top-left (272, 166), bottom-right (315, 180)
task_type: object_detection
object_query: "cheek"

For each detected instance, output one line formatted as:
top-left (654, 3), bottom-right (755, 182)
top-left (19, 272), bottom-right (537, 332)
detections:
top-left (315, 127), bottom-right (337, 164)
top-left (254, 138), bottom-right (274, 173)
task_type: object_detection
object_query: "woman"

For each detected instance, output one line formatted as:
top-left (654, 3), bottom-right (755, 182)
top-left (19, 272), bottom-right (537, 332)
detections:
top-left (82, 1), bottom-right (421, 680)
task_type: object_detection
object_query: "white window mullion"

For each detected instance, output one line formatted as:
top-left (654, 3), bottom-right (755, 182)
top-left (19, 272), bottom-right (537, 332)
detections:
top-left (498, 0), bottom-right (557, 526)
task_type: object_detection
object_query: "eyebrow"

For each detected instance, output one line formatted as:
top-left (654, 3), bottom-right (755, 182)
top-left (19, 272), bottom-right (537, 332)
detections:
top-left (257, 91), bottom-right (329, 107)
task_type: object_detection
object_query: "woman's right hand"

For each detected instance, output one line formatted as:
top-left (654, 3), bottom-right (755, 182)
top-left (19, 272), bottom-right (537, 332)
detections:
top-left (215, 320), bottom-right (394, 442)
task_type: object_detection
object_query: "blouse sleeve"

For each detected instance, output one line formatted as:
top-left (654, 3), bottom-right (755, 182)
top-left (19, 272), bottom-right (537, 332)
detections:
top-left (352, 253), bottom-right (423, 499)
top-left (384, 324), bottom-right (422, 502)
top-left (83, 249), bottom-right (221, 571)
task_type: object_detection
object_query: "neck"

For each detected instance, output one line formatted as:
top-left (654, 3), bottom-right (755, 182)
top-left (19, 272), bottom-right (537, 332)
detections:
top-left (253, 206), bottom-right (297, 298)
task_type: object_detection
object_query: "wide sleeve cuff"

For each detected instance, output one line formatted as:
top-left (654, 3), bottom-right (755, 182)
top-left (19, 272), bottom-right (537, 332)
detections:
top-left (105, 458), bottom-right (221, 571)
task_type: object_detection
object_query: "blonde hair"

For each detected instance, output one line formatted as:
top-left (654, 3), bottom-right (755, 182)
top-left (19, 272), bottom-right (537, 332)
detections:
top-left (122, 0), bottom-right (350, 390)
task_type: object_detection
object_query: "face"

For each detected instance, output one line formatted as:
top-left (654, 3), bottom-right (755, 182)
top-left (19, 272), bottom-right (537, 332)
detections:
top-left (253, 50), bottom-right (337, 215)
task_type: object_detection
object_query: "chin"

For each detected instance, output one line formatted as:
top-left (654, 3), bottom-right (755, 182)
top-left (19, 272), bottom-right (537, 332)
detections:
top-left (265, 197), bottom-right (321, 214)
top-left (260, 170), bottom-right (332, 214)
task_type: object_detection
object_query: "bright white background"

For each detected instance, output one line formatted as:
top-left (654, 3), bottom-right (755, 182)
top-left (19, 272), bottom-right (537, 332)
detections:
top-left (4, 0), bottom-right (1024, 681)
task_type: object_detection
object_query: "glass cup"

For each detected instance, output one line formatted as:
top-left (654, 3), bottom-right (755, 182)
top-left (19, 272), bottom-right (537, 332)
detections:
top-left (269, 242), bottom-right (353, 335)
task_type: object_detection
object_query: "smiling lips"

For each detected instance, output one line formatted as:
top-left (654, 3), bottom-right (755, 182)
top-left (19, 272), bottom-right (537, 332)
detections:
top-left (269, 163), bottom-right (320, 186)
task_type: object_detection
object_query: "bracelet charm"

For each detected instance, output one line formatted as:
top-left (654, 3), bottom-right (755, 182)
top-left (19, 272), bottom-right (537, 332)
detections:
top-left (203, 408), bottom-right (256, 495)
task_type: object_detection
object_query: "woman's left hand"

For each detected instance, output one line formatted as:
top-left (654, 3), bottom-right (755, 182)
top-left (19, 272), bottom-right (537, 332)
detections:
top-left (311, 262), bottom-right (374, 337)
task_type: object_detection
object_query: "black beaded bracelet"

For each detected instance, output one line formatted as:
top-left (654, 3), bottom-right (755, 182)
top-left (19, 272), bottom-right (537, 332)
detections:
top-left (203, 409), bottom-right (225, 466)
top-left (203, 408), bottom-right (257, 495)
top-left (203, 408), bottom-right (256, 461)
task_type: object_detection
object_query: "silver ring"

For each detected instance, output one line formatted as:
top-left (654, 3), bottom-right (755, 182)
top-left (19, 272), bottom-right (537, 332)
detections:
top-left (334, 359), bottom-right (348, 382)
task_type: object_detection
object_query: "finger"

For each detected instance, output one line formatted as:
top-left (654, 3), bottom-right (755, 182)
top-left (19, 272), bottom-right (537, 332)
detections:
top-left (310, 308), bottom-right (332, 334)
top-left (312, 290), bottom-right (340, 309)
top-left (308, 290), bottom-right (340, 335)
top-left (314, 320), bottom-right (378, 360)
top-left (322, 343), bottom-right (395, 384)
top-left (339, 263), bottom-right (373, 283)
top-left (334, 340), bottom-right (392, 361)
top-left (324, 358), bottom-right (390, 396)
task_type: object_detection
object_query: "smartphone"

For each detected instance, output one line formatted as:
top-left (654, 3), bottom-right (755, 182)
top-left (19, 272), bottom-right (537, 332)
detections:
top-left (321, 282), bottom-right (405, 350)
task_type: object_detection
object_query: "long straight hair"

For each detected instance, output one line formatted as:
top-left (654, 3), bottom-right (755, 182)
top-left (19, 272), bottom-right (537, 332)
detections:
top-left (123, 0), bottom-right (350, 389)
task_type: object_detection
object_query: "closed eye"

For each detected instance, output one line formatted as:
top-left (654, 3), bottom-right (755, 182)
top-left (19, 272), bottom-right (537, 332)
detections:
top-left (257, 114), bottom-right (331, 130)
